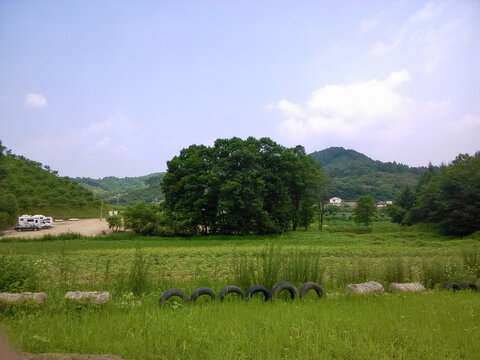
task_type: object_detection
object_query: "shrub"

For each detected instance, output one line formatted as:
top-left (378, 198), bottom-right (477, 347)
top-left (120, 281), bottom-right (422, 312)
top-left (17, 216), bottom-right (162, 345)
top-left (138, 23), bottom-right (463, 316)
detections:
top-left (107, 215), bottom-right (123, 231)
top-left (0, 256), bottom-right (40, 292)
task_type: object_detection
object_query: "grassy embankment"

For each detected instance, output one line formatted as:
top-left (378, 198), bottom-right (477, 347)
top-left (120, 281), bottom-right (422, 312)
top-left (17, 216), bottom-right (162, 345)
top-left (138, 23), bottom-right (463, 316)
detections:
top-left (1, 221), bottom-right (479, 359)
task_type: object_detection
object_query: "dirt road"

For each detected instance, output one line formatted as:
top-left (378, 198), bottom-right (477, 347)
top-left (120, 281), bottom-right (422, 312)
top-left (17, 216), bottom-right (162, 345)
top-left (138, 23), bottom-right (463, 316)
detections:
top-left (0, 219), bottom-right (112, 240)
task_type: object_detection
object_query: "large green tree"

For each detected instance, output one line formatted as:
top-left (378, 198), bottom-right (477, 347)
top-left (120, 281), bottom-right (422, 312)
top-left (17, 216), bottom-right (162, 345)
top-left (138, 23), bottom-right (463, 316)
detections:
top-left (162, 137), bottom-right (323, 235)
top-left (353, 195), bottom-right (377, 227)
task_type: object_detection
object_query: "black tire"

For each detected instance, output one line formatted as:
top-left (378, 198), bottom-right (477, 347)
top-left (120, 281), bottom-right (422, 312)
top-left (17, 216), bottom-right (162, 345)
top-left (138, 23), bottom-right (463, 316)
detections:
top-left (299, 282), bottom-right (324, 299)
top-left (442, 281), bottom-right (461, 291)
top-left (246, 285), bottom-right (271, 301)
top-left (218, 285), bottom-right (245, 302)
top-left (159, 289), bottom-right (188, 305)
top-left (189, 287), bottom-right (216, 302)
top-left (459, 281), bottom-right (477, 290)
top-left (271, 282), bottom-right (299, 300)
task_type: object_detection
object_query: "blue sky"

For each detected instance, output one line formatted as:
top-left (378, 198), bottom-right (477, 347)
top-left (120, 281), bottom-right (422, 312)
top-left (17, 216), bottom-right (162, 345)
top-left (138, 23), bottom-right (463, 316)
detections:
top-left (1, 0), bottom-right (479, 177)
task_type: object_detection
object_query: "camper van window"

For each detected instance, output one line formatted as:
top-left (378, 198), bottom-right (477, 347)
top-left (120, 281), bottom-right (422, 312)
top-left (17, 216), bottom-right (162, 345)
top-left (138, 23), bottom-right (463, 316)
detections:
top-left (27, 219), bottom-right (34, 222)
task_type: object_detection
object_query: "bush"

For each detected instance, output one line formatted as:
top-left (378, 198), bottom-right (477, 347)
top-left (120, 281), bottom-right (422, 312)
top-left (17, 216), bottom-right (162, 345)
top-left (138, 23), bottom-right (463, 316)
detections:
top-left (0, 256), bottom-right (40, 292)
top-left (107, 214), bottom-right (123, 231)
top-left (122, 202), bottom-right (162, 235)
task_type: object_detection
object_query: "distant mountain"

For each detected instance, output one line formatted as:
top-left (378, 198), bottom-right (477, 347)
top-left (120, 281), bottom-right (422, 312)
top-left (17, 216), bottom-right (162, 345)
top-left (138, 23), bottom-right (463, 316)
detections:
top-left (309, 147), bottom-right (426, 200)
top-left (73, 173), bottom-right (165, 206)
top-left (0, 142), bottom-right (101, 230)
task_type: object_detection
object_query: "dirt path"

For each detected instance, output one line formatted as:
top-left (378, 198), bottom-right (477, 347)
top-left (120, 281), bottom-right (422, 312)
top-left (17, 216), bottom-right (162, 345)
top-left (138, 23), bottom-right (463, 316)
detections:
top-left (0, 219), bottom-right (112, 240)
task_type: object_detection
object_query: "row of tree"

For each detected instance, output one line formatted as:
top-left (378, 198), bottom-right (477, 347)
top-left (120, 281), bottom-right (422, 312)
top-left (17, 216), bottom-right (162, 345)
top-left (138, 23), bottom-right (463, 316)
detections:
top-left (388, 153), bottom-right (480, 236)
top-left (161, 137), bottom-right (324, 235)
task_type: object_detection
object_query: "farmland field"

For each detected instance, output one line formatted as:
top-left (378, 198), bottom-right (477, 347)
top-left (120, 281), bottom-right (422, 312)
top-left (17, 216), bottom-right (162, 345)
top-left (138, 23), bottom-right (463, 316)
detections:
top-left (1, 221), bottom-right (479, 359)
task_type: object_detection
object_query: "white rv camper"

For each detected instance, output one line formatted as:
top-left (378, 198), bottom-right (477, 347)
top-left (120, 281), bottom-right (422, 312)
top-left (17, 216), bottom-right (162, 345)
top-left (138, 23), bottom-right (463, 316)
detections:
top-left (18, 214), bottom-right (53, 229)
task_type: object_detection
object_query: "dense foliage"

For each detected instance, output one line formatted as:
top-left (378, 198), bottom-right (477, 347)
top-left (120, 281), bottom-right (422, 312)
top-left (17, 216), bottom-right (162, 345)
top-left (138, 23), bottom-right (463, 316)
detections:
top-left (161, 137), bottom-right (323, 235)
top-left (73, 173), bottom-right (165, 205)
top-left (389, 153), bottom-right (480, 236)
top-left (353, 195), bottom-right (377, 227)
top-left (0, 141), bottom-right (101, 230)
top-left (122, 202), bottom-right (168, 235)
top-left (310, 147), bottom-right (425, 200)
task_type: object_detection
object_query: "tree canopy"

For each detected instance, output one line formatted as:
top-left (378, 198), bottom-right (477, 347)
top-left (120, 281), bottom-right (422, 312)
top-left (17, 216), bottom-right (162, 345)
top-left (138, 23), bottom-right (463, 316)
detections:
top-left (353, 195), bottom-right (377, 227)
top-left (161, 137), bottom-right (323, 235)
top-left (388, 153), bottom-right (480, 236)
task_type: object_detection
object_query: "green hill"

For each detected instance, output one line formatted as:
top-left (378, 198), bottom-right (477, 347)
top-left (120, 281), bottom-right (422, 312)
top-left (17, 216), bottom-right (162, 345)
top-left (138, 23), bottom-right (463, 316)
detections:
top-left (309, 147), bottom-right (426, 200)
top-left (73, 173), bottom-right (165, 206)
top-left (0, 142), bottom-right (102, 230)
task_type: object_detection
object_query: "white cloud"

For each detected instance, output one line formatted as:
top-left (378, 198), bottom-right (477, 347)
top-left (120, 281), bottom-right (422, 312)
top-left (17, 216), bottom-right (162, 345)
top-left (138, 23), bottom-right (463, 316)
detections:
top-left (24, 93), bottom-right (47, 108)
top-left (85, 110), bottom-right (131, 135)
top-left (270, 70), bottom-right (411, 139)
top-left (82, 137), bottom-right (131, 159)
top-left (268, 70), bottom-right (479, 167)
top-left (17, 111), bottom-right (139, 177)
top-left (369, 1), bottom-right (471, 74)
top-left (358, 14), bottom-right (382, 34)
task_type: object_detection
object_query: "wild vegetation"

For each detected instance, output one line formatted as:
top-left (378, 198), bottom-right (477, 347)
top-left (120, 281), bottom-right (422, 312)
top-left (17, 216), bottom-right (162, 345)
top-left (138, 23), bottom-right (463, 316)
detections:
top-left (388, 153), bottom-right (480, 236)
top-left (1, 141), bottom-right (479, 358)
top-left (0, 142), bottom-right (102, 231)
top-left (0, 221), bottom-right (479, 359)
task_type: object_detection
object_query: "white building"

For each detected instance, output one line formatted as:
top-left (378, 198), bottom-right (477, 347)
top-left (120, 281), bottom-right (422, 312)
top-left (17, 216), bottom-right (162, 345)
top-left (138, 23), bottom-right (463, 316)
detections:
top-left (329, 197), bottom-right (342, 205)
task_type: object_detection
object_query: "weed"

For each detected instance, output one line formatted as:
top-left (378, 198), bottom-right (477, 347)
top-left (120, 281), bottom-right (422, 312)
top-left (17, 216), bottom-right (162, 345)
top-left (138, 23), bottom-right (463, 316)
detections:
top-left (385, 257), bottom-right (406, 284)
top-left (0, 256), bottom-right (39, 292)
top-left (114, 245), bottom-right (153, 296)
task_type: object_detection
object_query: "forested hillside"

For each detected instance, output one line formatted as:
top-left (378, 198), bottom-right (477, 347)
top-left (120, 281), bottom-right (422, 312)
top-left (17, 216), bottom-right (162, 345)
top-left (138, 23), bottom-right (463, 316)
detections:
top-left (73, 173), bottom-right (165, 205)
top-left (309, 147), bottom-right (426, 200)
top-left (0, 142), bottom-right (101, 230)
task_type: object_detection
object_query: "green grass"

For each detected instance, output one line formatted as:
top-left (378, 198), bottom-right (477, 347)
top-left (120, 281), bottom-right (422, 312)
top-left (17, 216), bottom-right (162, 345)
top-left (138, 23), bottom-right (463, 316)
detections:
top-left (2, 292), bottom-right (479, 360)
top-left (1, 220), bottom-right (479, 359)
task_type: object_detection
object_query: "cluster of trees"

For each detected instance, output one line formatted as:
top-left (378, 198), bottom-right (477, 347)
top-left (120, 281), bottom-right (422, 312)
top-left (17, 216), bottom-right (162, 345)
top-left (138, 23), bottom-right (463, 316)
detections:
top-left (309, 147), bottom-right (424, 200)
top-left (161, 137), bottom-right (324, 235)
top-left (0, 141), bottom-right (101, 230)
top-left (388, 153), bottom-right (480, 236)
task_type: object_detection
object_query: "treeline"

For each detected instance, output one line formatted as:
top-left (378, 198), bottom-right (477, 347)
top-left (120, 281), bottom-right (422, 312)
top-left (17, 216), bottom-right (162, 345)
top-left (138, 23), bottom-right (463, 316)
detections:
top-left (120, 137), bottom-right (324, 235)
top-left (388, 153), bottom-right (480, 236)
top-left (73, 173), bottom-right (165, 205)
top-left (310, 147), bottom-right (424, 200)
top-left (0, 141), bottom-right (101, 230)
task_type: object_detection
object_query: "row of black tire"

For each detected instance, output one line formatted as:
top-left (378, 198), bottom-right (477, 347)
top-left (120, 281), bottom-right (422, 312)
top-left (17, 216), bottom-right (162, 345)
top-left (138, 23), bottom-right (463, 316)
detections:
top-left (159, 281), bottom-right (323, 304)
top-left (443, 281), bottom-right (478, 290)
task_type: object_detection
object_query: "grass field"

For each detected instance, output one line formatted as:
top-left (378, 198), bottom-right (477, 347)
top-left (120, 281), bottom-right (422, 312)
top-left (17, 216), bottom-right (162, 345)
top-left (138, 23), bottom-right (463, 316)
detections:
top-left (1, 221), bottom-right (479, 359)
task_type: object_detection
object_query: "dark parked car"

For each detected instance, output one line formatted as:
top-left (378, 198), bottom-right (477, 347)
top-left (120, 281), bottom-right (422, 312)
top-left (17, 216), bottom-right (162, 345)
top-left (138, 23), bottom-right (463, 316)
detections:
top-left (14, 223), bottom-right (40, 231)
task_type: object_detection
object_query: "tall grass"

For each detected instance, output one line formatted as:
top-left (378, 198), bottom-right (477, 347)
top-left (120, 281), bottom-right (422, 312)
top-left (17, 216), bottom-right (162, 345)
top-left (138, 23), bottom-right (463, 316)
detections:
top-left (232, 243), bottom-right (325, 290)
top-left (0, 256), bottom-right (39, 292)
top-left (2, 292), bottom-right (479, 360)
top-left (107, 246), bottom-right (155, 296)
